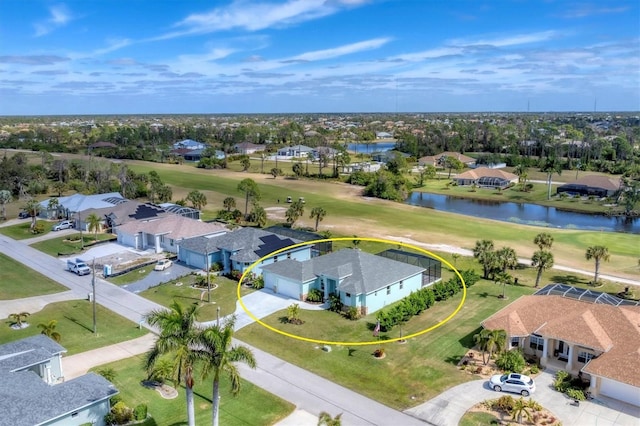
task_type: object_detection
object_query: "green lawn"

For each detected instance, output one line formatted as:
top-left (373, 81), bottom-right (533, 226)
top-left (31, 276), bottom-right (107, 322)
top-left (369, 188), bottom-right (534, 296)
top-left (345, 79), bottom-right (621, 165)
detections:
top-left (0, 300), bottom-right (146, 354)
top-left (30, 233), bottom-right (116, 256)
top-left (0, 252), bottom-right (67, 299)
top-left (459, 411), bottom-right (501, 426)
top-left (236, 278), bottom-right (536, 410)
top-left (0, 220), bottom-right (54, 240)
top-left (140, 275), bottom-right (254, 321)
top-left (124, 162), bottom-right (640, 277)
top-left (92, 355), bottom-right (294, 426)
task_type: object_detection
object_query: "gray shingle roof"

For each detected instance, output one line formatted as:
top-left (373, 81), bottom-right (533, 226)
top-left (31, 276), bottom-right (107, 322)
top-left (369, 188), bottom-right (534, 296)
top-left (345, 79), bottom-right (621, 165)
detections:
top-left (262, 249), bottom-right (425, 294)
top-left (0, 334), bottom-right (66, 373)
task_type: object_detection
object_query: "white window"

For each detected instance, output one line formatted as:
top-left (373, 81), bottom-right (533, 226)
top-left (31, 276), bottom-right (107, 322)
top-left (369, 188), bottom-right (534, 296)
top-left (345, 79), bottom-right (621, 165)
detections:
top-left (529, 335), bottom-right (544, 351)
top-left (578, 351), bottom-right (594, 363)
top-left (511, 337), bottom-right (519, 347)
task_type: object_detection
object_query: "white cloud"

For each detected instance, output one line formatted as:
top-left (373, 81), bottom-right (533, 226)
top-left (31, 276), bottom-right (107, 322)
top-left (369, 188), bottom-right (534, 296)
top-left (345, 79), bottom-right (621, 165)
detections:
top-left (34, 4), bottom-right (73, 37)
top-left (451, 30), bottom-right (559, 48)
top-left (288, 37), bottom-right (391, 62)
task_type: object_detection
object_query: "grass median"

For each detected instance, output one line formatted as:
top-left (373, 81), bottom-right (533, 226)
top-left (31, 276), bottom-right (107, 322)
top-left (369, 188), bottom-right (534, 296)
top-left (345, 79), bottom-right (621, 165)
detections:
top-left (30, 233), bottom-right (116, 256)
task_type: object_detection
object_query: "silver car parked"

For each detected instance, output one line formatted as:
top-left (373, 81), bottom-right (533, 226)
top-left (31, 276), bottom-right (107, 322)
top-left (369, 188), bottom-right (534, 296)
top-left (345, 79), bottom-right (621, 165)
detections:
top-left (489, 373), bottom-right (536, 396)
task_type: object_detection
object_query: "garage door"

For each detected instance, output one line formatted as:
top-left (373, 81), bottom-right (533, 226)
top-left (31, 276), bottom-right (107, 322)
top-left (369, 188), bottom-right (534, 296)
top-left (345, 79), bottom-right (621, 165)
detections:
top-left (273, 277), bottom-right (300, 299)
top-left (600, 378), bottom-right (640, 407)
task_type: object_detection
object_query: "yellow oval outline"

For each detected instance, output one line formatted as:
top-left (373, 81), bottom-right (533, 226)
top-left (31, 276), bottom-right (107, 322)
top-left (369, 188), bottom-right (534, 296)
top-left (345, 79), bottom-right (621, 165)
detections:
top-left (237, 237), bottom-right (466, 346)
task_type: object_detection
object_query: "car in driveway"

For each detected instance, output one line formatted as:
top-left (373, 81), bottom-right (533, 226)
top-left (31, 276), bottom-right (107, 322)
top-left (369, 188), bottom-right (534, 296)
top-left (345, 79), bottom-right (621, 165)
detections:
top-left (489, 373), bottom-right (536, 396)
top-left (154, 259), bottom-right (173, 271)
top-left (18, 211), bottom-right (30, 219)
top-left (52, 220), bottom-right (74, 231)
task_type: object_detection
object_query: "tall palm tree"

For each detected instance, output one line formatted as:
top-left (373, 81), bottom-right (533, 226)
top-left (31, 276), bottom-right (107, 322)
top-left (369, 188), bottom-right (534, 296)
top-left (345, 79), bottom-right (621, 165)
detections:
top-left (23, 198), bottom-right (41, 230)
top-left (473, 328), bottom-right (492, 365)
top-left (531, 250), bottom-right (554, 288)
top-left (533, 232), bottom-right (554, 250)
top-left (38, 319), bottom-right (61, 342)
top-left (251, 204), bottom-right (267, 228)
top-left (197, 317), bottom-right (256, 426)
top-left (144, 302), bottom-right (200, 426)
top-left (541, 157), bottom-right (563, 200)
top-left (86, 213), bottom-right (101, 241)
top-left (310, 207), bottom-right (327, 231)
top-left (285, 199), bottom-right (305, 226)
top-left (47, 197), bottom-right (59, 219)
top-left (223, 197), bottom-right (236, 212)
top-left (473, 239), bottom-right (496, 279)
top-left (186, 190), bottom-right (207, 210)
top-left (514, 164), bottom-right (528, 191)
top-left (0, 189), bottom-right (11, 220)
top-left (494, 271), bottom-right (513, 299)
top-left (237, 178), bottom-right (260, 219)
top-left (496, 246), bottom-right (518, 273)
top-left (585, 245), bottom-right (610, 284)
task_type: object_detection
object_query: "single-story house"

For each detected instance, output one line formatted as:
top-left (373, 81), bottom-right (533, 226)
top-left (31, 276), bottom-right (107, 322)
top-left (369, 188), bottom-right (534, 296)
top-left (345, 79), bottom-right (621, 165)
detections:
top-left (82, 200), bottom-right (168, 233)
top-left (277, 144), bottom-right (314, 158)
top-left (178, 227), bottom-right (311, 276)
top-left (342, 161), bottom-right (382, 173)
top-left (117, 215), bottom-right (227, 253)
top-left (234, 142), bottom-right (266, 155)
top-left (262, 248), bottom-right (428, 315)
top-left (376, 131), bottom-right (393, 139)
top-left (419, 152), bottom-right (477, 168)
top-left (265, 226), bottom-right (332, 256)
top-left (172, 139), bottom-right (206, 150)
top-left (453, 168), bottom-right (517, 189)
top-left (482, 284), bottom-right (640, 407)
top-left (39, 192), bottom-right (126, 222)
top-left (183, 148), bottom-right (205, 162)
top-left (557, 175), bottom-right (621, 198)
top-left (0, 335), bottom-right (118, 426)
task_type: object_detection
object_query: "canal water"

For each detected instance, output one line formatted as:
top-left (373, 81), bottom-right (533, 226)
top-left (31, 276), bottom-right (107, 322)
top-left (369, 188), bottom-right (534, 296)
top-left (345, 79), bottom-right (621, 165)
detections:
top-left (406, 192), bottom-right (639, 234)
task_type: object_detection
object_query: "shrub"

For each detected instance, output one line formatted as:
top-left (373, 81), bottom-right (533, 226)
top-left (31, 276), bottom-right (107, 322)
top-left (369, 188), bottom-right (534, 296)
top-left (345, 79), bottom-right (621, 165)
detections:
top-left (109, 394), bottom-right (122, 406)
top-left (529, 364), bottom-right (539, 374)
top-left (373, 348), bottom-right (385, 357)
top-left (111, 401), bottom-right (133, 424)
top-left (494, 395), bottom-right (515, 413)
top-left (104, 412), bottom-right (116, 426)
top-left (31, 223), bottom-right (45, 234)
top-left (495, 349), bottom-right (526, 373)
top-left (566, 388), bottom-right (586, 401)
top-left (328, 294), bottom-right (342, 313)
top-left (97, 367), bottom-right (116, 382)
top-left (252, 275), bottom-right (264, 290)
top-left (133, 403), bottom-right (148, 421)
top-left (345, 306), bottom-right (360, 321)
top-left (306, 288), bottom-right (323, 302)
top-left (553, 370), bottom-right (571, 392)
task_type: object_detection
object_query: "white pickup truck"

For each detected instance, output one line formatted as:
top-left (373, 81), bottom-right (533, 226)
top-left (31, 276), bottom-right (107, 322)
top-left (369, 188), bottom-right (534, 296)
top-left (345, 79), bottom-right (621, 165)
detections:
top-left (66, 258), bottom-right (91, 276)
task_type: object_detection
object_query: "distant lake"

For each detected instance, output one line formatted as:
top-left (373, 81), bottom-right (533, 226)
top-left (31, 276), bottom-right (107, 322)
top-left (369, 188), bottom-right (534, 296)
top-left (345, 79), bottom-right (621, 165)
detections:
top-left (406, 192), bottom-right (639, 234)
top-left (346, 142), bottom-right (396, 154)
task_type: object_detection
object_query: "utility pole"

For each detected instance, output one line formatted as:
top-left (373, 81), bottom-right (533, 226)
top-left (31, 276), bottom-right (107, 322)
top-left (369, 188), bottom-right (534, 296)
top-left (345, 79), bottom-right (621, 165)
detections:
top-left (206, 253), bottom-right (211, 303)
top-left (217, 306), bottom-right (220, 327)
top-left (78, 212), bottom-right (84, 250)
top-left (92, 258), bottom-right (97, 334)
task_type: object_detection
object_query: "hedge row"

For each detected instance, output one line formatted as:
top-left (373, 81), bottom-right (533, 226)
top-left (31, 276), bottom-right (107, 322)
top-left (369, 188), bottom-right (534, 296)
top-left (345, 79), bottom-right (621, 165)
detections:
top-left (375, 269), bottom-right (480, 332)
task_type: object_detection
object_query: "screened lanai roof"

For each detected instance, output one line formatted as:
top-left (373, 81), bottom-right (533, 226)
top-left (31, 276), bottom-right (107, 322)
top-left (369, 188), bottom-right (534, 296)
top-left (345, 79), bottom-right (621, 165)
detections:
top-left (534, 283), bottom-right (640, 306)
top-left (158, 203), bottom-right (200, 220)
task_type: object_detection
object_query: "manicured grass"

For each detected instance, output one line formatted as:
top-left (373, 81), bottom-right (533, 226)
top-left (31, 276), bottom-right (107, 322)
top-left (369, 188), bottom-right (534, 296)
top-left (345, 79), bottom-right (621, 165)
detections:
top-left (0, 252), bottom-right (67, 299)
top-left (108, 267), bottom-right (154, 286)
top-left (236, 279), bottom-right (536, 410)
top-left (92, 355), bottom-right (294, 426)
top-left (30, 233), bottom-right (116, 256)
top-left (459, 411), bottom-right (501, 426)
top-left (0, 300), bottom-right (146, 354)
top-left (124, 162), bottom-right (639, 278)
top-left (0, 220), bottom-right (54, 240)
top-left (140, 275), bottom-right (253, 321)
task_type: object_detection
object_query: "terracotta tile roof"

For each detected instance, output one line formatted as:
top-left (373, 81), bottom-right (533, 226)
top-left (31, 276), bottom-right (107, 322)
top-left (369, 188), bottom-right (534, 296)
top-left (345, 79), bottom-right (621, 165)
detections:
top-left (482, 295), bottom-right (640, 387)
top-left (455, 168), bottom-right (517, 181)
top-left (419, 151), bottom-right (476, 165)
top-left (117, 216), bottom-right (227, 241)
top-left (564, 175), bottom-right (621, 192)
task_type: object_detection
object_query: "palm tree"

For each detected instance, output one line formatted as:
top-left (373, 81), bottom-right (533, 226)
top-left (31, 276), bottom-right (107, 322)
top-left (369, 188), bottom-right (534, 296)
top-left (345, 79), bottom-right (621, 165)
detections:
top-left (318, 411), bottom-right (342, 426)
top-left (473, 240), bottom-right (496, 279)
top-left (251, 204), bottom-right (267, 228)
top-left (488, 329), bottom-right (507, 361)
top-left (541, 157), bottom-right (563, 200)
top-left (473, 328), bottom-right (492, 365)
top-left (237, 178), bottom-right (260, 219)
top-left (38, 319), bottom-right (61, 342)
top-left (47, 197), bottom-right (59, 219)
top-left (23, 198), bottom-right (41, 230)
top-left (495, 271), bottom-right (513, 299)
top-left (9, 312), bottom-right (30, 328)
top-left (86, 213), bottom-right (101, 241)
top-left (285, 199), bottom-right (305, 226)
top-left (310, 207), bottom-right (327, 231)
top-left (531, 250), bottom-right (554, 288)
top-left (144, 302), bottom-right (200, 426)
top-left (496, 247), bottom-right (518, 273)
top-left (197, 317), bottom-right (256, 426)
top-left (223, 197), bottom-right (236, 212)
top-left (585, 245), bottom-right (610, 284)
top-left (511, 397), bottom-right (534, 424)
top-left (186, 190), bottom-right (207, 210)
top-left (514, 164), bottom-right (528, 192)
top-left (533, 232), bottom-right (554, 250)
top-left (0, 189), bottom-right (12, 220)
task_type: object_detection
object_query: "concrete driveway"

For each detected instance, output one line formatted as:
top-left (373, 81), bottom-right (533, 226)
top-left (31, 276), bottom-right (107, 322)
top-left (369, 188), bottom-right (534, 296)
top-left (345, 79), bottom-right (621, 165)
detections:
top-left (405, 371), bottom-right (640, 426)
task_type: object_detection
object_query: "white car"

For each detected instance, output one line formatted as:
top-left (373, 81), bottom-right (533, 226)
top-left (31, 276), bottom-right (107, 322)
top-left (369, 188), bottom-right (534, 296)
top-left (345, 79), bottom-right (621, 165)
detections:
top-left (489, 373), bottom-right (536, 396)
top-left (154, 259), bottom-right (173, 271)
top-left (52, 220), bottom-right (74, 231)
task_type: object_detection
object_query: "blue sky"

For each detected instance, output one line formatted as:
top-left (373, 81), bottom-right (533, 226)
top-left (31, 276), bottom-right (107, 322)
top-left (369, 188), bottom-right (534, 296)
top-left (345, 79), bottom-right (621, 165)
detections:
top-left (1, 0), bottom-right (639, 115)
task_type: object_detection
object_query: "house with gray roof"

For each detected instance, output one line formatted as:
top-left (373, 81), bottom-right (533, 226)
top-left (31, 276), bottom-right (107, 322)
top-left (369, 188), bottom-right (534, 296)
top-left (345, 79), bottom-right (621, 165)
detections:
top-left (0, 335), bottom-right (118, 426)
top-left (178, 227), bottom-right (311, 276)
top-left (261, 248), bottom-right (428, 314)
